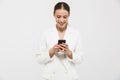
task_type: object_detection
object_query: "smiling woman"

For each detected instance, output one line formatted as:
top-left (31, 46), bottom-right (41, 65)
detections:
top-left (36, 2), bottom-right (83, 80)
top-left (54, 9), bottom-right (69, 32)
top-left (53, 2), bottom-right (70, 32)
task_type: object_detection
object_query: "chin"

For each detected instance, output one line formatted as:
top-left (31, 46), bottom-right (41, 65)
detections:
top-left (59, 24), bottom-right (67, 28)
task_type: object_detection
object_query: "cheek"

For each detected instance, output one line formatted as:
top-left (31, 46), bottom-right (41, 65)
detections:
top-left (54, 18), bottom-right (58, 23)
top-left (56, 19), bottom-right (59, 23)
top-left (66, 19), bottom-right (68, 22)
top-left (54, 17), bottom-right (68, 23)
top-left (55, 17), bottom-right (59, 21)
top-left (64, 19), bottom-right (68, 23)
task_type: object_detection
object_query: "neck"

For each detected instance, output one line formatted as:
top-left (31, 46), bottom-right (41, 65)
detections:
top-left (56, 25), bottom-right (67, 32)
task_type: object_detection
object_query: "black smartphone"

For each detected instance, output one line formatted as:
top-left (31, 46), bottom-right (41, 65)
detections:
top-left (58, 40), bottom-right (66, 44)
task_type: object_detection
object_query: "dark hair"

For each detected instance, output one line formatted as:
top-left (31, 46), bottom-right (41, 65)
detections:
top-left (54, 2), bottom-right (70, 14)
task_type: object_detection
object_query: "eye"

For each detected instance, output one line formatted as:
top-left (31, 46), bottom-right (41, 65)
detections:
top-left (63, 16), bottom-right (67, 19)
top-left (57, 15), bottom-right (61, 18)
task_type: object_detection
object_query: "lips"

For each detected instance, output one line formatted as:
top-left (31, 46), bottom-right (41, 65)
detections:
top-left (59, 22), bottom-right (65, 26)
top-left (60, 24), bottom-right (64, 26)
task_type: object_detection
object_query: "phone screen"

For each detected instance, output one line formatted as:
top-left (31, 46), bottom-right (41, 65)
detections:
top-left (58, 40), bottom-right (66, 44)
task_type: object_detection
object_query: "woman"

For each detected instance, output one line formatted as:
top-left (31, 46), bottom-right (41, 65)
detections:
top-left (36, 2), bottom-right (83, 80)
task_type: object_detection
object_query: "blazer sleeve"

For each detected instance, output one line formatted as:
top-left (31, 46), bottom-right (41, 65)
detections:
top-left (36, 32), bottom-right (54, 64)
top-left (67, 32), bottom-right (84, 65)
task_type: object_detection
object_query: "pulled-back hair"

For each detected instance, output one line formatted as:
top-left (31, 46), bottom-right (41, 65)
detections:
top-left (54, 2), bottom-right (70, 14)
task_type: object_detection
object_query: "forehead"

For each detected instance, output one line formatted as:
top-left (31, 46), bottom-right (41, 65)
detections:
top-left (54, 9), bottom-right (69, 15)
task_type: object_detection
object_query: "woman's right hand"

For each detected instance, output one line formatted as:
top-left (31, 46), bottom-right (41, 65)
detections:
top-left (49, 43), bottom-right (60, 58)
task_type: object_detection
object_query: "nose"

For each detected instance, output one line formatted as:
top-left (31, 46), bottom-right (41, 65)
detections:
top-left (60, 17), bottom-right (64, 23)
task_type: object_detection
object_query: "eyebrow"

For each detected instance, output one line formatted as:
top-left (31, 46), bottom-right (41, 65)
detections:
top-left (56, 15), bottom-right (68, 16)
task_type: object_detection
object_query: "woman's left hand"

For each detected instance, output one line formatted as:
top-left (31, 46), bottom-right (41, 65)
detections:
top-left (59, 43), bottom-right (73, 59)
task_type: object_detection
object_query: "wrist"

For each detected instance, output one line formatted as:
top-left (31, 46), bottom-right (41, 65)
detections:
top-left (68, 50), bottom-right (72, 55)
top-left (67, 50), bottom-right (73, 59)
top-left (49, 48), bottom-right (54, 58)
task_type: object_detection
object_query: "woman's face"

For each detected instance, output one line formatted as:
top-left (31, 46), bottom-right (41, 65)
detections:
top-left (54, 9), bottom-right (69, 30)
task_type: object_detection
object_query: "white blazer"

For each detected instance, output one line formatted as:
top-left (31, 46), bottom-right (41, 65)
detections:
top-left (36, 26), bottom-right (83, 80)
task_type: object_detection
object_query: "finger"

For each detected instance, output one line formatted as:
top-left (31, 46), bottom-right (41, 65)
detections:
top-left (62, 43), bottom-right (68, 46)
top-left (61, 45), bottom-right (68, 49)
top-left (59, 44), bottom-right (66, 48)
top-left (62, 48), bottom-right (68, 52)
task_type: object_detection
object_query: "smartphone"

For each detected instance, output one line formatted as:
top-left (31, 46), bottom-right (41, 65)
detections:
top-left (58, 40), bottom-right (66, 44)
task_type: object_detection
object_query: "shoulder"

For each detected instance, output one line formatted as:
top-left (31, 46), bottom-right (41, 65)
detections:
top-left (68, 26), bottom-right (80, 36)
top-left (42, 27), bottom-right (55, 35)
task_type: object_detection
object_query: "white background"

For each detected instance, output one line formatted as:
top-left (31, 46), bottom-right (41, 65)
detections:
top-left (0, 0), bottom-right (120, 80)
